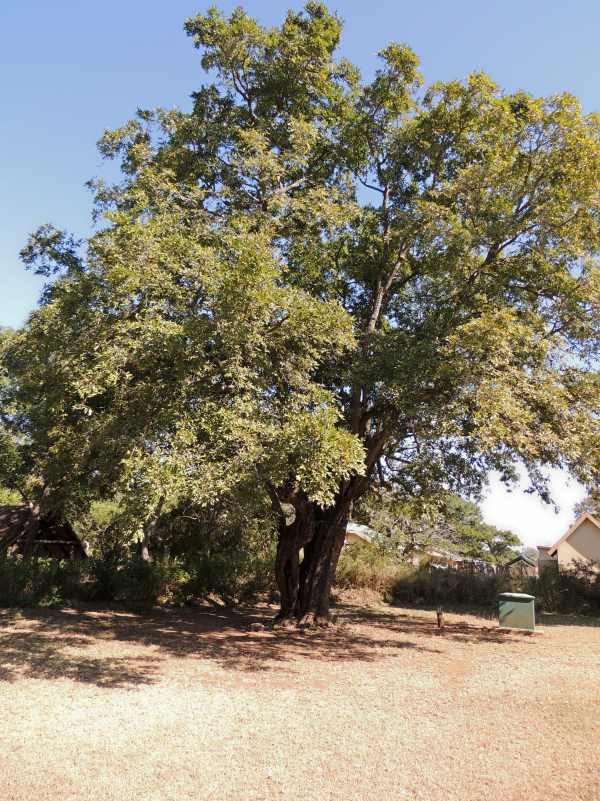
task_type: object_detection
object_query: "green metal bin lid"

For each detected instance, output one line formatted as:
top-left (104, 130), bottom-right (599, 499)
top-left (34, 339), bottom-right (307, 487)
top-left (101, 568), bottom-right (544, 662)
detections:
top-left (498, 592), bottom-right (535, 601)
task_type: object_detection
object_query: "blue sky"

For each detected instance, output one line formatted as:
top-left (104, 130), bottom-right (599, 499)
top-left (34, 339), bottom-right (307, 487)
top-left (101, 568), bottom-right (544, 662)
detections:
top-left (1, 0), bottom-right (593, 543)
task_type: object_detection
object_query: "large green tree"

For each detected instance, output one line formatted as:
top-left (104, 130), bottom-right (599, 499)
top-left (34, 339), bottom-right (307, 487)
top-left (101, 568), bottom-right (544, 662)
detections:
top-left (5, 3), bottom-right (600, 623)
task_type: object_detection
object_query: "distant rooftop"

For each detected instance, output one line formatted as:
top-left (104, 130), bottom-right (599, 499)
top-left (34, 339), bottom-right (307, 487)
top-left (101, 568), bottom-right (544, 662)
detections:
top-left (346, 522), bottom-right (379, 543)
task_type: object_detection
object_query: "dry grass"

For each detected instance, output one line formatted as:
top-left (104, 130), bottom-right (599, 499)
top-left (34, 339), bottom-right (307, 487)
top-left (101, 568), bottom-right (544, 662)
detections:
top-left (0, 600), bottom-right (598, 801)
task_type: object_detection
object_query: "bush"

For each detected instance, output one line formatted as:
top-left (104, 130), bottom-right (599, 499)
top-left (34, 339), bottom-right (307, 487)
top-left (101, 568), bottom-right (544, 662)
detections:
top-left (336, 540), bottom-right (600, 616)
top-left (0, 545), bottom-right (274, 608)
top-left (526, 562), bottom-right (600, 615)
top-left (388, 564), bottom-right (511, 610)
top-left (2, 538), bottom-right (597, 617)
top-left (0, 552), bottom-right (37, 605)
top-left (0, 552), bottom-right (86, 606)
top-left (184, 545), bottom-right (275, 604)
top-left (83, 554), bottom-right (122, 602)
top-left (336, 541), bottom-right (400, 594)
top-left (116, 557), bottom-right (191, 605)
top-left (336, 543), bottom-right (512, 609)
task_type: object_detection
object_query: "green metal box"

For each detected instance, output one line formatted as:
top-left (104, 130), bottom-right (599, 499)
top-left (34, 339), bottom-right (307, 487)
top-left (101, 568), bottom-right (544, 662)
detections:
top-left (498, 592), bottom-right (535, 631)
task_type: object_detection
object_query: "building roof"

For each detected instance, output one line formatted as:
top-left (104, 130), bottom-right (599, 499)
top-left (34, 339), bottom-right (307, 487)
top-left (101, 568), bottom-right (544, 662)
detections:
top-left (345, 522), bottom-right (379, 543)
top-left (506, 553), bottom-right (536, 568)
top-left (0, 504), bottom-right (35, 544)
top-left (547, 513), bottom-right (600, 557)
top-left (427, 548), bottom-right (494, 566)
top-left (0, 504), bottom-right (86, 558)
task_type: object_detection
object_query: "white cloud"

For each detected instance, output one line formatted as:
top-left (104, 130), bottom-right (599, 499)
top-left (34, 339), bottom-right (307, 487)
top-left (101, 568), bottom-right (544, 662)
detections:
top-left (481, 467), bottom-right (586, 548)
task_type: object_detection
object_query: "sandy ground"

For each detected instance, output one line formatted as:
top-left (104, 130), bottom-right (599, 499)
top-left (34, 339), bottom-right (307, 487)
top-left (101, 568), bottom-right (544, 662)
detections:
top-left (0, 601), bottom-right (598, 801)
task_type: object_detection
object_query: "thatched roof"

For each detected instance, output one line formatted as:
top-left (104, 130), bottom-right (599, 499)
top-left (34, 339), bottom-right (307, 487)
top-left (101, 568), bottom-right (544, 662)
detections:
top-left (506, 553), bottom-right (536, 568)
top-left (0, 505), bottom-right (86, 559)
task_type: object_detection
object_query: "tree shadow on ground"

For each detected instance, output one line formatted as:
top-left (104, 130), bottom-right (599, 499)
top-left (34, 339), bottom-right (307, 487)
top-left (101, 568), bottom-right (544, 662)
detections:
top-left (0, 627), bottom-right (161, 688)
top-left (0, 602), bottom-right (530, 689)
top-left (337, 604), bottom-right (534, 643)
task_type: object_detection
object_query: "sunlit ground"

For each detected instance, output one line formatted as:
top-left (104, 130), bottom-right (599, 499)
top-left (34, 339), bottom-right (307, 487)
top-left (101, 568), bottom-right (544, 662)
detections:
top-left (0, 601), bottom-right (598, 801)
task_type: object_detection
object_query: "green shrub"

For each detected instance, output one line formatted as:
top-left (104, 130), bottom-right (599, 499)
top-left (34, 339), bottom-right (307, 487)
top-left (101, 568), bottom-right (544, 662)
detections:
top-left (336, 542), bottom-right (513, 609)
top-left (115, 556), bottom-right (191, 605)
top-left (184, 545), bottom-right (275, 605)
top-left (0, 552), bottom-right (36, 605)
top-left (0, 541), bottom-right (274, 608)
top-left (336, 541), bottom-right (400, 593)
top-left (526, 562), bottom-right (600, 615)
top-left (73, 555), bottom-right (192, 605)
top-left (82, 555), bottom-right (122, 602)
top-left (0, 552), bottom-right (84, 606)
top-left (388, 564), bottom-right (512, 609)
top-left (386, 561), bottom-right (600, 615)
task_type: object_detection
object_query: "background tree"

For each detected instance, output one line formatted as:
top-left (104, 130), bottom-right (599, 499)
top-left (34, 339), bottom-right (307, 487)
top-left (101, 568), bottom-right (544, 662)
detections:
top-left (574, 487), bottom-right (600, 518)
top-left (355, 488), bottom-right (520, 564)
top-left (0, 327), bottom-right (37, 508)
top-left (6, 3), bottom-right (600, 623)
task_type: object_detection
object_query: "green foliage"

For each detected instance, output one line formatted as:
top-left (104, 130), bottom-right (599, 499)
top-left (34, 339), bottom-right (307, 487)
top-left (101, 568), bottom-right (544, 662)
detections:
top-left (117, 557), bottom-right (191, 605)
top-left (336, 534), bottom-right (600, 615)
top-left (527, 562), bottom-right (600, 615)
top-left (184, 547), bottom-right (275, 605)
top-left (0, 548), bottom-right (271, 608)
top-left (19, 224), bottom-right (83, 277)
top-left (389, 566), bottom-right (512, 610)
top-left (355, 488), bottom-right (521, 563)
top-left (574, 487), bottom-right (600, 519)
top-left (0, 553), bottom-right (84, 607)
top-left (336, 536), bottom-right (599, 615)
top-left (0, 479), bottom-right (277, 608)
top-left (160, 490), bottom-right (277, 604)
top-left (336, 540), bottom-right (400, 593)
top-left (2, 4), bottom-right (599, 588)
top-left (72, 498), bottom-right (123, 551)
top-left (0, 486), bottom-right (20, 505)
top-left (336, 541), bottom-right (513, 608)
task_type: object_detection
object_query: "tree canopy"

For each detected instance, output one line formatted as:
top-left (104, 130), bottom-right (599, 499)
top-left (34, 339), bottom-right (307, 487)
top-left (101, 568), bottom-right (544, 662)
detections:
top-left (355, 489), bottom-right (521, 564)
top-left (2, 2), bottom-right (599, 622)
top-left (574, 487), bottom-right (600, 518)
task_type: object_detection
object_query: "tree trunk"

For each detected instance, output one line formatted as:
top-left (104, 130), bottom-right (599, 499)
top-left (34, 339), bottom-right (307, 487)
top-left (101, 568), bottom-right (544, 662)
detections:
top-left (271, 429), bottom-right (387, 626)
top-left (20, 485), bottom-right (55, 556)
top-left (21, 502), bottom-right (42, 555)
top-left (296, 510), bottom-right (348, 626)
top-left (274, 501), bottom-right (314, 624)
top-left (274, 494), bottom-right (352, 627)
top-left (139, 496), bottom-right (165, 562)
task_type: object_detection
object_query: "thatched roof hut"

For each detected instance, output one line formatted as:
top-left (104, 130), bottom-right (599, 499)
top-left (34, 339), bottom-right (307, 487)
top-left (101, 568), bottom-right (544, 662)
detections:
top-left (0, 505), bottom-right (87, 559)
top-left (503, 553), bottom-right (537, 578)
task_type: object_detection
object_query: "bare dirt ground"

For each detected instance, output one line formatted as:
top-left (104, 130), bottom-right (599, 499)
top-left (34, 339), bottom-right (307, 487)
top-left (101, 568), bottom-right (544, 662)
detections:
top-left (0, 600), bottom-right (598, 801)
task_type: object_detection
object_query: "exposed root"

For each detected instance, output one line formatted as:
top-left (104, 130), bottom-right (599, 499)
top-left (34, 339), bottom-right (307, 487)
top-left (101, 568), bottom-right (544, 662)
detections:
top-left (272, 612), bottom-right (332, 630)
top-left (297, 612), bottom-right (330, 629)
top-left (272, 614), bottom-right (296, 631)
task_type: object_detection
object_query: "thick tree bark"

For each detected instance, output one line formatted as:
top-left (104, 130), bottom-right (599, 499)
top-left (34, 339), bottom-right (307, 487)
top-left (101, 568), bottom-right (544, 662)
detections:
top-left (274, 492), bottom-right (353, 627)
top-left (272, 434), bottom-right (388, 626)
top-left (296, 509), bottom-right (348, 626)
top-left (274, 499), bottom-right (314, 623)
